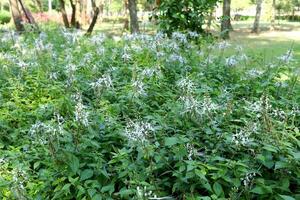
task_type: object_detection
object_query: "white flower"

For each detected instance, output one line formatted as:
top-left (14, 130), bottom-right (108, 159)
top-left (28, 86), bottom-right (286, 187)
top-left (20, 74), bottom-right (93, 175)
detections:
top-left (278, 49), bottom-right (294, 63)
top-left (225, 56), bottom-right (239, 67)
top-left (168, 53), bottom-right (186, 64)
top-left (122, 52), bottom-right (131, 61)
top-left (203, 56), bottom-right (215, 65)
top-left (49, 72), bottom-right (58, 80)
top-left (188, 31), bottom-right (199, 38)
top-left (179, 95), bottom-right (201, 116)
top-left (242, 172), bottom-right (256, 187)
top-left (247, 69), bottom-right (264, 78)
top-left (172, 32), bottom-right (188, 44)
top-left (72, 93), bottom-right (89, 127)
top-left (177, 78), bottom-right (195, 94)
top-left (74, 101), bottom-right (89, 127)
top-left (90, 33), bottom-right (106, 45)
top-left (217, 41), bottom-right (231, 50)
top-left (201, 96), bottom-right (219, 114)
top-left (180, 95), bottom-right (219, 117)
top-left (239, 54), bottom-right (248, 61)
top-left (16, 60), bottom-right (29, 69)
top-left (235, 45), bottom-right (244, 52)
top-left (65, 63), bottom-right (77, 74)
top-left (132, 79), bottom-right (147, 97)
top-left (232, 123), bottom-right (258, 147)
top-left (186, 143), bottom-right (197, 160)
top-left (90, 73), bottom-right (113, 91)
top-left (124, 120), bottom-right (154, 143)
top-left (272, 108), bottom-right (286, 120)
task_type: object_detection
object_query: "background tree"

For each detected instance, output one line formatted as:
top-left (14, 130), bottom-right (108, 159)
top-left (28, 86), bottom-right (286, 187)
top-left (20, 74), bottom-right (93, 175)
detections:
top-left (271, 0), bottom-right (276, 30)
top-left (221, 0), bottom-right (232, 39)
top-left (59, 0), bottom-right (70, 28)
top-left (86, 0), bottom-right (100, 34)
top-left (252, 0), bottom-right (263, 33)
top-left (152, 0), bottom-right (219, 36)
top-left (9, 0), bottom-right (24, 31)
top-left (128, 0), bottom-right (139, 33)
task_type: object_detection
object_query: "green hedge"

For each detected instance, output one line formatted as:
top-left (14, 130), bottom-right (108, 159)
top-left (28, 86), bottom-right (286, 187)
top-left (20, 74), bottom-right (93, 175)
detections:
top-left (0, 11), bottom-right (11, 24)
top-left (276, 15), bottom-right (300, 22)
top-left (234, 15), bottom-right (255, 21)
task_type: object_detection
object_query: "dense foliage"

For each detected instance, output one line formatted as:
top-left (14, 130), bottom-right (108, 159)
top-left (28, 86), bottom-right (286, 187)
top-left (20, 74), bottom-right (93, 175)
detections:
top-left (152, 0), bottom-right (219, 35)
top-left (0, 28), bottom-right (299, 199)
top-left (0, 11), bottom-right (11, 24)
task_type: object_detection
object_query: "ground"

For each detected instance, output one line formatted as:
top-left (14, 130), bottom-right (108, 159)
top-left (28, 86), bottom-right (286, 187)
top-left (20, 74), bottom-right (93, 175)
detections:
top-left (231, 21), bottom-right (300, 61)
top-left (93, 19), bottom-right (300, 62)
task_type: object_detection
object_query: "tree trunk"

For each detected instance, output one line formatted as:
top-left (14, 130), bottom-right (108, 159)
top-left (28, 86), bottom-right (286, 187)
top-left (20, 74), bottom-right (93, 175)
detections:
top-left (48, 0), bottom-right (52, 13)
top-left (70, 0), bottom-right (77, 27)
top-left (9, 0), bottom-right (24, 31)
top-left (207, 9), bottom-right (214, 32)
top-left (270, 0), bottom-right (276, 30)
top-left (123, 0), bottom-right (129, 30)
top-left (81, 0), bottom-right (88, 25)
top-left (252, 0), bottom-right (263, 33)
top-left (35, 0), bottom-right (43, 12)
top-left (86, 0), bottom-right (100, 35)
top-left (17, 0), bottom-right (37, 25)
top-left (128, 0), bottom-right (139, 33)
top-left (221, 0), bottom-right (231, 39)
top-left (59, 0), bottom-right (70, 28)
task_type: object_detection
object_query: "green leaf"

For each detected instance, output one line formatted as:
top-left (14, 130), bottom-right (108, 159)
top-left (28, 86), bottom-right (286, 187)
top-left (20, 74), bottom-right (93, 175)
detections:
top-left (213, 182), bottom-right (223, 197)
top-left (101, 184), bottom-right (115, 195)
top-left (292, 152), bottom-right (300, 160)
top-left (251, 185), bottom-right (272, 194)
top-left (68, 155), bottom-right (80, 173)
top-left (275, 161), bottom-right (289, 170)
top-left (251, 186), bottom-right (265, 194)
top-left (92, 194), bottom-right (102, 200)
top-left (164, 137), bottom-right (179, 146)
top-left (61, 183), bottom-right (71, 194)
top-left (88, 188), bottom-right (97, 198)
top-left (80, 169), bottom-right (93, 181)
top-left (278, 195), bottom-right (296, 200)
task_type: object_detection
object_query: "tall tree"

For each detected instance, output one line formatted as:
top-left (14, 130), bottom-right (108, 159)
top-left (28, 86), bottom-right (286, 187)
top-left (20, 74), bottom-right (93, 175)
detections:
top-left (271, 0), bottom-right (276, 30)
top-left (252, 0), bottom-right (263, 33)
top-left (17, 0), bottom-right (37, 26)
top-left (9, 0), bottom-right (24, 31)
top-left (34, 0), bottom-right (43, 11)
top-left (128, 0), bottom-right (139, 33)
top-left (48, 0), bottom-right (52, 13)
top-left (221, 0), bottom-right (232, 39)
top-left (59, 0), bottom-right (70, 28)
top-left (81, 0), bottom-right (88, 25)
top-left (86, 0), bottom-right (100, 35)
top-left (70, 0), bottom-right (77, 27)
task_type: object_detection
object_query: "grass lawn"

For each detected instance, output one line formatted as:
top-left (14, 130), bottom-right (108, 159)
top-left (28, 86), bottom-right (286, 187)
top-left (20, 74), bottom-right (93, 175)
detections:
top-left (230, 21), bottom-right (300, 62)
top-left (93, 20), bottom-right (300, 64)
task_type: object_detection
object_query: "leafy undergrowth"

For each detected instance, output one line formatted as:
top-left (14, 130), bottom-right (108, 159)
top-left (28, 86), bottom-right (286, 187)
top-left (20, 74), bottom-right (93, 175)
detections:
top-left (0, 28), bottom-right (299, 200)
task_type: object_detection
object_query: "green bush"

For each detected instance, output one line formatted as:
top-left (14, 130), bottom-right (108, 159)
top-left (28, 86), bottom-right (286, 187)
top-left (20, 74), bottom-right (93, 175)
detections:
top-left (276, 15), bottom-right (300, 22)
top-left (234, 15), bottom-right (255, 21)
top-left (0, 28), bottom-right (299, 199)
top-left (0, 11), bottom-right (11, 24)
top-left (151, 0), bottom-right (219, 35)
top-left (102, 16), bottom-right (128, 23)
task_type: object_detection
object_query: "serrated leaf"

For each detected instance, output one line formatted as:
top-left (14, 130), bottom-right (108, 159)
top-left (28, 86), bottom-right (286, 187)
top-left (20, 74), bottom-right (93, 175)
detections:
top-left (164, 137), bottom-right (179, 146)
top-left (68, 154), bottom-right (80, 173)
top-left (213, 182), bottom-right (223, 197)
top-left (88, 188), bottom-right (97, 198)
top-left (101, 184), bottom-right (115, 195)
top-left (80, 169), bottom-right (93, 181)
top-left (278, 195), bottom-right (295, 200)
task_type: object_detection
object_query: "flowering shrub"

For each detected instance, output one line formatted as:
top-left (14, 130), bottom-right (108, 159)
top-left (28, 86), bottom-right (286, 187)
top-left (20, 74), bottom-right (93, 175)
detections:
top-left (0, 27), bottom-right (299, 200)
